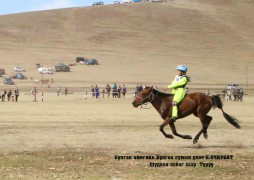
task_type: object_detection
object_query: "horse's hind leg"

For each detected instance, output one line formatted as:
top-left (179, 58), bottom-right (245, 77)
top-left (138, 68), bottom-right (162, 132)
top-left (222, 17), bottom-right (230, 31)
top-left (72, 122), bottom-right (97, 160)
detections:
top-left (193, 115), bottom-right (212, 144)
top-left (193, 127), bottom-right (205, 144)
top-left (193, 115), bottom-right (206, 144)
top-left (169, 122), bottom-right (192, 140)
top-left (159, 117), bottom-right (174, 139)
top-left (203, 115), bottom-right (212, 139)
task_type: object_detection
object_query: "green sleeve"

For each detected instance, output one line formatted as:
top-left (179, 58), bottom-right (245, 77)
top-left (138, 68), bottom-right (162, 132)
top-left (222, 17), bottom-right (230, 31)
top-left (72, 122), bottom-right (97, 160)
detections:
top-left (168, 77), bottom-right (188, 89)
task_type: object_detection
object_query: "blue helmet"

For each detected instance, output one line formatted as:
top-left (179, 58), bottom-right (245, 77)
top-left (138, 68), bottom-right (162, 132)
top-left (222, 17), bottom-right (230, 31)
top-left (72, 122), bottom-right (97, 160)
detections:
top-left (176, 65), bottom-right (188, 72)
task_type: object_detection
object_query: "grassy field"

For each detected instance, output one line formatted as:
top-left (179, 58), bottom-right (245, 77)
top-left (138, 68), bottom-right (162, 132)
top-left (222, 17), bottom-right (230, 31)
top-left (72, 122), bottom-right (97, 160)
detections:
top-left (0, 93), bottom-right (253, 179)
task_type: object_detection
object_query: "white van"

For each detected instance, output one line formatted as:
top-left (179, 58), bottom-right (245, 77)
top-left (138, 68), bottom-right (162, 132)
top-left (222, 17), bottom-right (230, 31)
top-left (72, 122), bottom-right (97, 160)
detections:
top-left (38, 67), bottom-right (53, 74)
top-left (123, 0), bottom-right (132, 3)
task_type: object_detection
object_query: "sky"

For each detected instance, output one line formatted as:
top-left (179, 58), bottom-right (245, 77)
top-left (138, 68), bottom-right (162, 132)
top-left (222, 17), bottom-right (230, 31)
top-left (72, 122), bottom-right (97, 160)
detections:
top-left (0, 0), bottom-right (117, 15)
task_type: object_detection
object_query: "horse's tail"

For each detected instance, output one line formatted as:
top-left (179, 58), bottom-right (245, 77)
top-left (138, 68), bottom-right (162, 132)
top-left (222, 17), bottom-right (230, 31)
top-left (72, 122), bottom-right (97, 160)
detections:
top-left (210, 95), bottom-right (241, 129)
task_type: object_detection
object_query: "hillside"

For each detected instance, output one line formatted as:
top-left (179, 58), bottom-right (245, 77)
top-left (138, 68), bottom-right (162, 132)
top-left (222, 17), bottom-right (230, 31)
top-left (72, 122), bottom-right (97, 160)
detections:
top-left (0, 0), bottom-right (254, 89)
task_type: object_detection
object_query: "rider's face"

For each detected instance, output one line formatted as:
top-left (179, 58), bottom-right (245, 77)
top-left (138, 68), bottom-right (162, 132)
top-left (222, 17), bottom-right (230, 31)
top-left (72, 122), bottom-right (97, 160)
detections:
top-left (177, 70), bottom-right (183, 76)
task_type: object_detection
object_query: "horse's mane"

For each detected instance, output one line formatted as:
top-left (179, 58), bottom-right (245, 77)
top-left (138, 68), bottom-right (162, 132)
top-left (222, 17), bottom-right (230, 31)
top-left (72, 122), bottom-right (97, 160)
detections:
top-left (152, 88), bottom-right (173, 97)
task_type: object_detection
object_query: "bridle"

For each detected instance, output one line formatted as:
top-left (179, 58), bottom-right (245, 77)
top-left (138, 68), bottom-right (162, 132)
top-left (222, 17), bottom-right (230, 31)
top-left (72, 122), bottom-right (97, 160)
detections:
top-left (135, 90), bottom-right (158, 109)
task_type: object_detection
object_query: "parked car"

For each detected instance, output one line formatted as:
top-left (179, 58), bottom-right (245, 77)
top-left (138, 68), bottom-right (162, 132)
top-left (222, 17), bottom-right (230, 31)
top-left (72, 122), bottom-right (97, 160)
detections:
top-left (75, 57), bottom-right (85, 63)
top-left (3, 76), bottom-right (14, 85)
top-left (35, 63), bottom-right (42, 68)
top-left (14, 66), bottom-right (25, 72)
top-left (123, 0), bottom-right (132, 3)
top-left (54, 63), bottom-right (70, 72)
top-left (92, 1), bottom-right (104, 6)
top-left (152, 0), bottom-right (163, 2)
top-left (12, 73), bottom-right (27, 79)
top-left (84, 59), bottom-right (99, 65)
top-left (0, 68), bottom-right (5, 76)
top-left (226, 84), bottom-right (242, 90)
top-left (38, 67), bottom-right (53, 74)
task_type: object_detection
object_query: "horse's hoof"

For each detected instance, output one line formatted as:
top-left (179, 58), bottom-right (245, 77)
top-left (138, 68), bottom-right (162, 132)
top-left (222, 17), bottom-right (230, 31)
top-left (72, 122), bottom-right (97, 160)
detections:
top-left (193, 139), bottom-right (198, 144)
top-left (167, 135), bottom-right (174, 139)
top-left (184, 135), bottom-right (192, 139)
top-left (165, 134), bottom-right (174, 139)
top-left (203, 133), bottom-right (208, 139)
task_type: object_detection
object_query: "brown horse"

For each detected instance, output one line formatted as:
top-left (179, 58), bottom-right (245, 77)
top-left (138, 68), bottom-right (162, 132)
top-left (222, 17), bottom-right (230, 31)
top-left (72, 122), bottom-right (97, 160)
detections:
top-left (132, 86), bottom-right (240, 144)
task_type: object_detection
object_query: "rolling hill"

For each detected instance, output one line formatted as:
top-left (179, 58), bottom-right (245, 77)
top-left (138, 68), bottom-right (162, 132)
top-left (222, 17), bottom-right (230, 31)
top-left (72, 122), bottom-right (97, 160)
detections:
top-left (0, 0), bottom-right (253, 90)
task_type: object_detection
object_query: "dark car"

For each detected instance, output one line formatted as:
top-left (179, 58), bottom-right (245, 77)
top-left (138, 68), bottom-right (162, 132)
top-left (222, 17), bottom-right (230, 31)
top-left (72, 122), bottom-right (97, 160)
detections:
top-left (3, 76), bottom-right (14, 85)
top-left (0, 68), bottom-right (5, 77)
top-left (84, 59), bottom-right (99, 65)
top-left (75, 57), bottom-right (85, 63)
top-left (92, 1), bottom-right (104, 6)
top-left (54, 63), bottom-right (70, 72)
top-left (12, 73), bottom-right (27, 79)
top-left (226, 84), bottom-right (242, 90)
top-left (35, 63), bottom-right (42, 68)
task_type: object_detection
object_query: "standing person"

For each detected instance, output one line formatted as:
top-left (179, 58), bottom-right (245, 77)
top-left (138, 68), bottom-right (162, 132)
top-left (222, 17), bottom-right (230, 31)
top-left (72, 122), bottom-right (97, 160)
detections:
top-left (102, 89), bottom-right (105, 98)
top-left (205, 89), bottom-right (210, 96)
top-left (64, 87), bottom-right (68, 96)
top-left (31, 87), bottom-right (37, 102)
top-left (95, 85), bottom-right (99, 98)
top-left (91, 85), bottom-right (95, 98)
top-left (185, 87), bottom-right (190, 94)
top-left (7, 90), bottom-right (12, 101)
top-left (239, 88), bottom-right (244, 101)
top-left (106, 84), bottom-right (111, 98)
top-left (112, 83), bottom-right (117, 98)
top-left (139, 85), bottom-right (143, 93)
top-left (84, 91), bottom-right (88, 100)
top-left (134, 84), bottom-right (139, 97)
top-left (56, 86), bottom-right (61, 96)
top-left (2, 90), bottom-right (6, 101)
top-left (122, 84), bottom-right (127, 98)
top-left (14, 87), bottom-right (19, 102)
top-left (164, 65), bottom-right (190, 122)
top-left (117, 85), bottom-right (121, 98)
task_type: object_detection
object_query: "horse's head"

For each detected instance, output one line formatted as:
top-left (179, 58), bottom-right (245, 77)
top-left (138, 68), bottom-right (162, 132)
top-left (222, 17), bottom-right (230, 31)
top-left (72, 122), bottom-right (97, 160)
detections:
top-left (132, 86), bottom-right (154, 108)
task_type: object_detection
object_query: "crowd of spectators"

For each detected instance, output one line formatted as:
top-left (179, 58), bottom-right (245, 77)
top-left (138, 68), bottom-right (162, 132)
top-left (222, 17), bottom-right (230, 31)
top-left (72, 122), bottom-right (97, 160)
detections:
top-left (90, 84), bottom-right (127, 98)
top-left (0, 87), bottom-right (19, 102)
top-left (0, 84), bottom-right (160, 102)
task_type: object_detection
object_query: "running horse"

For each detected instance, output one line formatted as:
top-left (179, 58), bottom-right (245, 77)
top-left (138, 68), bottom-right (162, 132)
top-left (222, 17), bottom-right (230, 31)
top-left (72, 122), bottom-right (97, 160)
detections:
top-left (132, 86), bottom-right (240, 144)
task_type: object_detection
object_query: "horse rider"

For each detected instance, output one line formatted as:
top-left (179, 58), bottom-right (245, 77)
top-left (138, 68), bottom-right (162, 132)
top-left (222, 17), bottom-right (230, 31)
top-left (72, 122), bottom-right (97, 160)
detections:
top-left (164, 65), bottom-right (190, 122)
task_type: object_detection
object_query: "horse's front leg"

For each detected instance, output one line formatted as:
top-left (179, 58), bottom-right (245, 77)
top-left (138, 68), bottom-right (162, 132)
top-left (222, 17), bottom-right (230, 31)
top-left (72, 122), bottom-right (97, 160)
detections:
top-left (159, 117), bottom-right (174, 139)
top-left (169, 122), bottom-right (192, 140)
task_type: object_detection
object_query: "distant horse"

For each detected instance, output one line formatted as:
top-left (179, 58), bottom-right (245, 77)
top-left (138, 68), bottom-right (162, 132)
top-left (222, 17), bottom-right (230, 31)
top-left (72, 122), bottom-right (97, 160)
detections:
top-left (233, 88), bottom-right (244, 102)
top-left (225, 89), bottom-right (232, 101)
top-left (132, 86), bottom-right (240, 144)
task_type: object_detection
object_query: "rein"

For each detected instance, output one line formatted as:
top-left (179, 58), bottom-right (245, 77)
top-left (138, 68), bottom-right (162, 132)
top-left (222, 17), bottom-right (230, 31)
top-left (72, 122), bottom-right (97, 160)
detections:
top-left (140, 104), bottom-right (153, 109)
top-left (136, 91), bottom-right (158, 109)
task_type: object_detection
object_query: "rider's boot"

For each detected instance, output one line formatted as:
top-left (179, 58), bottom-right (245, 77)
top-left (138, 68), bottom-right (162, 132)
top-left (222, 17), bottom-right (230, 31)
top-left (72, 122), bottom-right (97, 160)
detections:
top-left (171, 117), bottom-right (177, 122)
